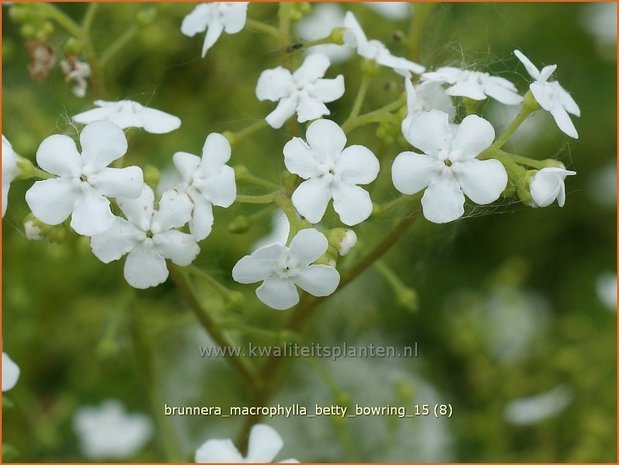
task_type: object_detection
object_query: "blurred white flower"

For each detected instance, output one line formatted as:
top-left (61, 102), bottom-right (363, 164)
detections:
top-left (596, 272), bottom-right (617, 312)
top-left (514, 49), bottom-right (580, 139)
top-left (172, 133), bottom-right (236, 240)
top-left (252, 210), bottom-right (290, 251)
top-left (284, 119), bottom-right (379, 226)
top-left (73, 399), bottom-right (153, 460)
top-left (90, 186), bottom-right (200, 289)
top-left (2, 352), bottom-right (20, 392)
top-left (529, 166), bottom-right (576, 208)
top-left (504, 385), bottom-right (572, 425)
top-left (256, 54), bottom-right (345, 128)
top-left (366, 2), bottom-right (412, 19)
top-left (2, 135), bottom-right (18, 217)
top-left (401, 78), bottom-right (456, 136)
top-left (295, 3), bottom-right (352, 64)
top-left (195, 424), bottom-right (298, 463)
top-left (181, 2), bottom-right (248, 57)
top-left (233, 228), bottom-right (340, 310)
top-left (421, 67), bottom-right (523, 105)
top-left (343, 12), bottom-right (424, 77)
top-left (73, 100), bottom-right (181, 134)
top-left (60, 56), bottom-right (91, 98)
top-left (392, 110), bottom-right (507, 223)
top-left (581, 3), bottom-right (617, 53)
top-left (589, 162), bottom-right (616, 208)
top-left (25, 121), bottom-right (143, 236)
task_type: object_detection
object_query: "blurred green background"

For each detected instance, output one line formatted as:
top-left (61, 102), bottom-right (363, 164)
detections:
top-left (2, 2), bottom-right (616, 462)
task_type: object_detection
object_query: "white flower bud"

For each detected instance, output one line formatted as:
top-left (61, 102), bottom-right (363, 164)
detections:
top-left (338, 229), bottom-right (357, 256)
top-left (24, 219), bottom-right (43, 240)
top-left (529, 166), bottom-right (576, 208)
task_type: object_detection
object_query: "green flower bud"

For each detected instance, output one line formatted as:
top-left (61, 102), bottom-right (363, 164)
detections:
top-left (63, 37), bottom-right (83, 55)
top-left (329, 26), bottom-right (347, 46)
top-left (136, 7), bottom-right (157, 27)
top-left (143, 164), bottom-right (161, 186)
top-left (361, 58), bottom-right (380, 76)
top-left (225, 290), bottom-right (245, 311)
top-left (228, 215), bottom-right (251, 233)
top-left (397, 287), bottom-right (418, 313)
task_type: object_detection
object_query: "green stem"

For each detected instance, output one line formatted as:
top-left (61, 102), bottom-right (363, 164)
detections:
top-left (225, 120), bottom-right (268, 147)
top-left (234, 166), bottom-right (279, 191)
top-left (245, 18), bottom-right (282, 40)
top-left (235, 193), bottom-right (276, 205)
top-left (343, 73), bottom-right (371, 128)
top-left (480, 148), bottom-right (548, 169)
top-left (342, 94), bottom-right (406, 134)
top-left (169, 265), bottom-right (259, 386)
top-left (82, 2), bottom-right (99, 33)
top-left (100, 25), bottom-right (139, 68)
top-left (491, 103), bottom-right (534, 150)
top-left (39, 3), bottom-right (83, 37)
top-left (186, 265), bottom-right (242, 303)
top-left (408, 3), bottom-right (435, 62)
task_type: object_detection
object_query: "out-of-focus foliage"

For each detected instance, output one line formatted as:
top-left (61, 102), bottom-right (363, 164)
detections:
top-left (2, 2), bottom-right (616, 462)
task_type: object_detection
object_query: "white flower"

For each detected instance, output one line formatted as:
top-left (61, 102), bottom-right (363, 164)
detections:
top-left (401, 78), bottom-right (456, 136)
top-left (295, 3), bottom-right (352, 64)
top-left (60, 56), bottom-right (91, 98)
top-left (195, 424), bottom-right (298, 463)
top-left (73, 100), bottom-right (181, 134)
top-left (181, 2), bottom-right (248, 57)
top-left (90, 186), bottom-right (200, 289)
top-left (252, 210), bottom-right (290, 251)
top-left (596, 272), bottom-right (617, 312)
top-left (284, 119), bottom-right (379, 226)
top-left (232, 228), bottom-right (340, 310)
top-left (514, 49), bottom-right (581, 139)
top-left (343, 12), bottom-right (424, 77)
top-left (172, 133), bottom-right (236, 241)
top-left (392, 110), bottom-right (507, 223)
top-left (529, 166), bottom-right (576, 208)
top-left (421, 66), bottom-right (523, 105)
top-left (504, 385), bottom-right (572, 426)
top-left (25, 121), bottom-right (143, 236)
top-left (256, 54), bottom-right (345, 129)
top-left (73, 399), bottom-right (153, 460)
top-left (366, 2), bottom-right (412, 19)
top-left (2, 352), bottom-right (20, 392)
top-left (2, 135), bottom-right (18, 217)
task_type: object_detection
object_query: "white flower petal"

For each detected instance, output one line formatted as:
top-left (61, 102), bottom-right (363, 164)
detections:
top-left (308, 76), bottom-right (345, 103)
top-left (557, 83), bottom-right (580, 116)
top-left (256, 67), bottom-right (295, 102)
top-left (452, 159), bottom-right (507, 204)
top-left (376, 51), bottom-right (425, 75)
top-left (233, 245), bottom-right (283, 284)
top-left (189, 193), bottom-right (214, 241)
top-left (222, 3), bottom-right (248, 33)
top-left (539, 64), bottom-right (557, 82)
top-left (406, 110), bottom-right (452, 156)
top-left (195, 439), bottom-right (244, 463)
top-left (295, 264), bottom-right (340, 297)
top-left (421, 170), bottom-right (465, 223)
top-left (332, 182), bottom-right (373, 226)
top-left (296, 94), bottom-right (330, 123)
top-left (25, 178), bottom-right (80, 225)
top-left (446, 80), bottom-right (486, 100)
top-left (90, 218), bottom-right (143, 263)
top-left (153, 189), bottom-right (193, 231)
top-left (283, 138), bottom-right (321, 178)
top-left (293, 53), bottom-right (330, 85)
top-left (89, 166), bottom-right (143, 199)
top-left (246, 424), bottom-right (283, 462)
top-left (173, 152), bottom-right (201, 182)
top-left (550, 105), bottom-right (578, 139)
top-left (2, 352), bottom-right (20, 392)
top-left (2, 136), bottom-right (17, 217)
top-left (118, 186), bottom-right (155, 232)
top-left (343, 11), bottom-right (368, 49)
top-left (181, 4), bottom-right (211, 36)
top-left (201, 133), bottom-right (232, 170)
top-left (124, 242), bottom-right (168, 289)
top-left (256, 276), bottom-right (300, 310)
top-left (291, 177), bottom-right (332, 223)
top-left (530, 82), bottom-right (554, 112)
top-left (288, 228), bottom-right (328, 265)
top-left (530, 167), bottom-right (576, 208)
top-left (306, 118), bottom-right (347, 156)
top-left (202, 18), bottom-right (224, 57)
top-left (484, 78), bottom-right (523, 105)
top-left (392, 151), bottom-right (443, 195)
top-left (36, 134), bottom-right (82, 178)
top-left (71, 185), bottom-right (115, 236)
top-left (196, 165), bottom-right (236, 207)
top-left (514, 49), bottom-right (542, 81)
top-left (265, 96), bottom-right (298, 129)
top-left (80, 121), bottom-right (128, 169)
top-left (336, 145), bottom-right (379, 185)
top-left (153, 230), bottom-right (199, 266)
top-left (452, 114), bottom-right (495, 160)
top-left (140, 108), bottom-right (181, 134)
top-left (72, 107), bottom-right (113, 125)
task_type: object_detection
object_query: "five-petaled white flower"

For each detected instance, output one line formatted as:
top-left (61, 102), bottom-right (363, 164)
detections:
top-left (172, 133), bottom-right (236, 241)
top-left (392, 110), bottom-right (508, 223)
top-left (2, 135), bottom-right (19, 218)
top-left (514, 49), bottom-right (581, 139)
top-left (90, 186), bottom-right (200, 289)
top-left (256, 54), bottom-right (345, 129)
top-left (73, 399), bottom-right (153, 460)
top-left (25, 121), bottom-right (143, 236)
top-left (181, 2), bottom-right (248, 58)
top-left (284, 119), bottom-right (379, 226)
top-left (2, 352), bottom-right (20, 392)
top-left (401, 78), bottom-right (456, 136)
top-left (73, 100), bottom-right (181, 134)
top-left (232, 228), bottom-right (340, 310)
top-left (195, 424), bottom-right (298, 463)
top-left (343, 12), bottom-right (425, 77)
top-left (529, 165), bottom-right (576, 208)
top-left (421, 67), bottom-right (523, 105)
